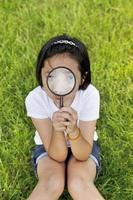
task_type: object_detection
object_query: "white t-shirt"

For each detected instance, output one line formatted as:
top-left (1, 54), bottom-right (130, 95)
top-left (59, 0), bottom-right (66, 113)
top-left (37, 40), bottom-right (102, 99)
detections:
top-left (25, 84), bottom-right (100, 145)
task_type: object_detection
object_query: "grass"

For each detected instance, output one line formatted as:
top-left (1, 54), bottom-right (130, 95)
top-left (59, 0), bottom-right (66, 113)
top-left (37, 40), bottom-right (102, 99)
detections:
top-left (0, 0), bottom-right (133, 199)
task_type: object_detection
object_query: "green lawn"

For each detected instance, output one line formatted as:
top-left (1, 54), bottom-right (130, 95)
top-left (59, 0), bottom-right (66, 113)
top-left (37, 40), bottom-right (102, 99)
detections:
top-left (0, 0), bottom-right (133, 199)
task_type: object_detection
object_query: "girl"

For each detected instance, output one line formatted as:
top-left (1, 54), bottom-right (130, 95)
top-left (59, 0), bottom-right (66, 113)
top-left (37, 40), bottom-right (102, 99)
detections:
top-left (25, 34), bottom-right (105, 200)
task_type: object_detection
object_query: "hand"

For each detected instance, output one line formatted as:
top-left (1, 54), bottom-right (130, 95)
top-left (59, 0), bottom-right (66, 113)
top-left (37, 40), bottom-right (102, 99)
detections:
top-left (52, 110), bottom-right (69, 132)
top-left (60, 107), bottom-right (78, 135)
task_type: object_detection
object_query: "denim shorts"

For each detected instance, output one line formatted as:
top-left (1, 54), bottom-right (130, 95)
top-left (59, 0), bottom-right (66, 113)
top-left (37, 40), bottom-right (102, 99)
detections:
top-left (31, 141), bottom-right (101, 181)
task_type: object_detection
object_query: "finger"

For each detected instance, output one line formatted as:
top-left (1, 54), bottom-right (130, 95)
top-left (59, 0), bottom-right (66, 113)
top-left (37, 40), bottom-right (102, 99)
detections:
top-left (55, 116), bottom-right (66, 122)
top-left (61, 121), bottom-right (70, 127)
top-left (60, 112), bottom-right (73, 122)
top-left (60, 107), bottom-right (77, 120)
top-left (52, 112), bottom-right (65, 121)
top-left (53, 123), bottom-right (66, 132)
top-left (55, 121), bottom-right (69, 127)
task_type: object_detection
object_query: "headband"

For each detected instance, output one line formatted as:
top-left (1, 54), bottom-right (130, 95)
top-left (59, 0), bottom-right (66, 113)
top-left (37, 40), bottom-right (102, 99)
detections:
top-left (53, 39), bottom-right (78, 48)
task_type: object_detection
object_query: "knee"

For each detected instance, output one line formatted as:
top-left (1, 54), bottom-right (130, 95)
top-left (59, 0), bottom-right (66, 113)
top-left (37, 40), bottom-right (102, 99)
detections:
top-left (68, 176), bottom-right (84, 195)
top-left (48, 175), bottom-right (64, 194)
top-left (68, 176), bottom-right (93, 195)
top-left (39, 175), bottom-right (64, 195)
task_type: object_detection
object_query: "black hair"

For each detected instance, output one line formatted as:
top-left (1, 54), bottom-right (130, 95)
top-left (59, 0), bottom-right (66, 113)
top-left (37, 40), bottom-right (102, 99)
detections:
top-left (36, 34), bottom-right (91, 90)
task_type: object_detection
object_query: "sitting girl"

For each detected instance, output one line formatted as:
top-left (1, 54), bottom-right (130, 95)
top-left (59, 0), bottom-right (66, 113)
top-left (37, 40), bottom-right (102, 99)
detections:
top-left (25, 34), bottom-right (105, 200)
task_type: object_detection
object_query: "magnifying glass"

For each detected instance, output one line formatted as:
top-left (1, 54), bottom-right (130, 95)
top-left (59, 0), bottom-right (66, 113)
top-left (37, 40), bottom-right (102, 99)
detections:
top-left (47, 66), bottom-right (76, 108)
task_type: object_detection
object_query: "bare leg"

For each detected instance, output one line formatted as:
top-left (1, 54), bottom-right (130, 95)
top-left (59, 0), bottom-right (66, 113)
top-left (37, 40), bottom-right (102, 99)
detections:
top-left (67, 157), bottom-right (105, 200)
top-left (27, 156), bottom-right (65, 200)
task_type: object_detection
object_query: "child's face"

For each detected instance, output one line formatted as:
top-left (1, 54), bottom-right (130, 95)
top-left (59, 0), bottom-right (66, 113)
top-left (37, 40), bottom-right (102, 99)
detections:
top-left (41, 53), bottom-right (81, 107)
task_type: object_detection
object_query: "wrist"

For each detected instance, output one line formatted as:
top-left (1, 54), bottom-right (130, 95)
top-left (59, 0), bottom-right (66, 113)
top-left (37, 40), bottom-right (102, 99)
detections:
top-left (53, 126), bottom-right (64, 134)
top-left (67, 128), bottom-right (80, 141)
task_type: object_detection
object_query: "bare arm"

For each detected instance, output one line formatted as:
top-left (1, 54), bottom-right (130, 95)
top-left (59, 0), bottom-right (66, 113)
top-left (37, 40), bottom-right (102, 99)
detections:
top-left (48, 128), bottom-right (68, 162)
top-left (68, 120), bottom-right (96, 161)
top-left (31, 116), bottom-right (68, 162)
top-left (60, 107), bottom-right (96, 161)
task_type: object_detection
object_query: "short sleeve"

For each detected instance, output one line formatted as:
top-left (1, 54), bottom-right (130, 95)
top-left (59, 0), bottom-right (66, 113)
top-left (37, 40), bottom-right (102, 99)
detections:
top-left (79, 89), bottom-right (100, 121)
top-left (25, 92), bottom-right (49, 119)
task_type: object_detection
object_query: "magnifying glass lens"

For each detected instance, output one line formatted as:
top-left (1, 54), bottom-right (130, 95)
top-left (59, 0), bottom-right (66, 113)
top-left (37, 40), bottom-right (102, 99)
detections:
top-left (47, 67), bottom-right (76, 96)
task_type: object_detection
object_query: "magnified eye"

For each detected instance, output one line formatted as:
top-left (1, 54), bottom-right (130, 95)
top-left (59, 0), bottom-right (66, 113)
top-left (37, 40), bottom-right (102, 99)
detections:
top-left (48, 75), bottom-right (54, 78)
top-left (67, 74), bottom-right (74, 80)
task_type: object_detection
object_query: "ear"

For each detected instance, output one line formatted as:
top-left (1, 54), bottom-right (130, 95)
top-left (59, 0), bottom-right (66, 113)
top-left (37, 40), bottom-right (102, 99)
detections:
top-left (81, 74), bottom-right (86, 85)
top-left (81, 72), bottom-right (88, 85)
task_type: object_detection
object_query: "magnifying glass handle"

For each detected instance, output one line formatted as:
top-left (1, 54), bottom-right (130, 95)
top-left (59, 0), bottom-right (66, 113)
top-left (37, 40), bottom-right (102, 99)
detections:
top-left (60, 96), bottom-right (64, 108)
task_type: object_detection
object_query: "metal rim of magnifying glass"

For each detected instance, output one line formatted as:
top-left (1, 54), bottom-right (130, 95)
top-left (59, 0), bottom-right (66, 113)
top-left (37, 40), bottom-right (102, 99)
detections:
top-left (46, 66), bottom-right (76, 96)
